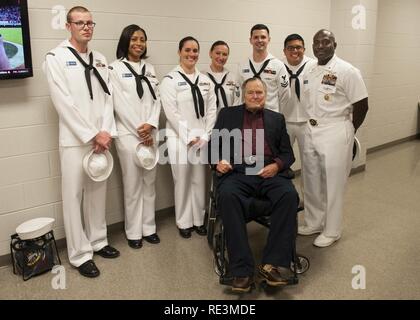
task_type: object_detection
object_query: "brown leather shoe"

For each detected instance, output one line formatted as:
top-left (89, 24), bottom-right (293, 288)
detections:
top-left (258, 264), bottom-right (288, 286)
top-left (231, 276), bottom-right (254, 293)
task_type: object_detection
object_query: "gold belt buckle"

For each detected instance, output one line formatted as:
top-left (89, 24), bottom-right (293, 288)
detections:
top-left (309, 119), bottom-right (318, 126)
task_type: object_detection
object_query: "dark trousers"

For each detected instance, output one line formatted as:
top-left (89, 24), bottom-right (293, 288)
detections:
top-left (217, 170), bottom-right (298, 277)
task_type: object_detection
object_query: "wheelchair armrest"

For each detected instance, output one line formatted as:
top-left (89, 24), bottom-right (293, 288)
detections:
top-left (285, 168), bottom-right (296, 179)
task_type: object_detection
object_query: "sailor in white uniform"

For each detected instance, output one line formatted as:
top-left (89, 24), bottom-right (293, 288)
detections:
top-left (204, 40), bottom-right (241, 110)
top-left (160, 36), bottom-right (217, 239)
top-left (109, 25), bottom-right (161, 249)
top-left (299, 29), bottom-right (369, 247)
top-left (281, 34), bottom-right (316, 203)
top-left (43, 6), bottom-right (119, 278)
top-left (239, 24), bottom-right (290, 113)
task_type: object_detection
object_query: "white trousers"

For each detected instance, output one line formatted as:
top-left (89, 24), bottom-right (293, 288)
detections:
top-left (59, 146), bottom-right (108, 267)
top-left (167, 137), bottom-right (206, 229)
top-left (115, 135), bottom-right (157, 240)
top-left (286, 121), bottom-right (306, 198)
top-left (301, 120), bottom-right (354, 237)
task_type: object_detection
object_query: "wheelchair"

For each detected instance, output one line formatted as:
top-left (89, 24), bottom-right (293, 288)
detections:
top-left (205, 170), bottom-right (310, 287)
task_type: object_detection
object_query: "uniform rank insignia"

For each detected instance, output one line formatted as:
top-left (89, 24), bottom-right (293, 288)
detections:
top-left (321, 73), bottom-right (337, 86)
top-left (263, 69), bottom-right (277, 75)
top-left (66, 61), bottom-right (77, 66)
top-left (280, 75), bottom-right (289, 88)
top-left (95, 60), bottom-right (106, 68)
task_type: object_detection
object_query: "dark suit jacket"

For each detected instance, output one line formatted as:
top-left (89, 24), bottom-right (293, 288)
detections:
top-left (209, 104), bottom-right (295, 176)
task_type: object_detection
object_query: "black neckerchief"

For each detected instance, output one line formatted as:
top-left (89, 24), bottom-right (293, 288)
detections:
top-left (178, 71), bottom-right (205, 119)
top-left (207, 72), bottom-right (228, 109)
top-left (122, 61), bottom-right (157, 100)
top-left (249, 58), bottom-right (271, 78)
top-left (67, 47), bottom-right (110, 100)
top-left (284, 62), bottom-right (307, 101)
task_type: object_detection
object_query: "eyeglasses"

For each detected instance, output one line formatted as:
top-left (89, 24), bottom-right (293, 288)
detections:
top-left (286, 45), bottom-right (304, 51)
top-left (69, 21), bottom-right (96, 29)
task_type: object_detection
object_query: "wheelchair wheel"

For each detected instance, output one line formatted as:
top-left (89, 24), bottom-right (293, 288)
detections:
top-left (290, 255), bottom-right (310, 274)
top-left (212, 216), bottom-right (228, 276)
top-left (206, 193), bottom-right (217, 248)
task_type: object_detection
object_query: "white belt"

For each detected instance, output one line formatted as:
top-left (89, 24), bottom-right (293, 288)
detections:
top-left (308, 116), bottom-right (350, 126)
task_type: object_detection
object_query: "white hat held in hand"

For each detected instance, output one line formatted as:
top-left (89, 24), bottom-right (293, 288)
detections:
top-left (135, 143), bottom-right (159, 170)
top-left (83, 149), bottom-right (114, 182)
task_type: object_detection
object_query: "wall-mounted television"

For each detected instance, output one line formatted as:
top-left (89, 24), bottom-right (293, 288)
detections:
top-left (0, 0), bottom-right (33, 80)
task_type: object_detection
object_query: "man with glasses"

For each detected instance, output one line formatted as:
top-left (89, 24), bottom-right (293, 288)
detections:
top-left (44, 6), bottom-right (119, 278)
top-left (298, 29), bottom-right (368, 247)
top-left (281, 34), bottom-right (315, 206)
top-left (239, 24), bottom-right (290, 112)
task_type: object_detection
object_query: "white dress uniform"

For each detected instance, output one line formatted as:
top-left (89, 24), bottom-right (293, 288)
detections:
top-left (44, 40), bottom-right (117, 267)
top-left (160, 66), bottom-right (217, 229)
top-left (281, 56), bottom-right (316, 150)
top-left (301, 54), bottom-right (368, 237)
top-left (109, 58), bottom-right (161, 241)
top-left (203, 67), bottom-right (241, 110)
top-left (239, 53), bottom-right (290, 112)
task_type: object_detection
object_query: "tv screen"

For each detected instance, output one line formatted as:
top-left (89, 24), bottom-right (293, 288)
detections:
top-left (0, 0), bottom-right (33, 80)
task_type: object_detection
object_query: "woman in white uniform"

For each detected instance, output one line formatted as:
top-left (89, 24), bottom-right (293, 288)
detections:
top-left (160, 36), bottom-right (217, 238)
top-left (109, 25), bottom-right (161, 249)
top-left (204, 41), bottom-right (241, 110)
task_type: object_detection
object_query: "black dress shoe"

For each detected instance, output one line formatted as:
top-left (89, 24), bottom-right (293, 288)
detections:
top-left (232, 276), bottom-right (254, 293)
top-left (143, 233), bottom-right (160, 244)
top-left (193, 225), bottom-right (207, 236)
top-left (78, 260), bottom-right (100, 278)
top-left (178, 228), bottom-right (192, 239)
top-left (95, 245), bottom-right (120, 258)
top-left (128, 239), bottom-right (143, 249)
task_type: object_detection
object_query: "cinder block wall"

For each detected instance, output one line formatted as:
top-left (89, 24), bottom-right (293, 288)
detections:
top-left (2, 0), bottom-right (417, 257)
top-left (368, 0), bottom-right (420, 148)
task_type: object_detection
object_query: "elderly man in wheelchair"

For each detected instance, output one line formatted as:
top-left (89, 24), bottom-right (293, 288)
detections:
top-left (207, 77), bottom-right (308, 293)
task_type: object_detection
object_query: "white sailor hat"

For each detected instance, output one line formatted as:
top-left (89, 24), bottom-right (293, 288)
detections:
top-left (352, 136), bottom-right (362, 165)
top-left (134, 143), bottom-right (159, 170)
top-left (83, 149), bottom-right (114, 182)
top-left (16, 217), bottom-right (55, 240)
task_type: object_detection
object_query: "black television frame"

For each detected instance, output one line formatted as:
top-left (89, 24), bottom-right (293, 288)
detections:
top-left (0, 0), bottom-right (33, 80)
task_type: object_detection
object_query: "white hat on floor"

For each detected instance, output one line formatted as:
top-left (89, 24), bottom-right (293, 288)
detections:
top-left (16, 217), bottom-right (55, 240)
top-left (83, 149), bottom-right (113, 182)
top-left (134, 143), bottom-right (159, 170)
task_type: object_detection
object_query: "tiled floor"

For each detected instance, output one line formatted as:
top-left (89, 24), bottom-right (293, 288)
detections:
top-left (1, 140), bottom-right (419, 299)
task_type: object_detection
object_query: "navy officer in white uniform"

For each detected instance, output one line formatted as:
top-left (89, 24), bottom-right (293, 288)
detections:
top-left (44, 6), bottom-right (120, 278)
top-left (299, 29), bottom-right (369, 247)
